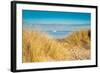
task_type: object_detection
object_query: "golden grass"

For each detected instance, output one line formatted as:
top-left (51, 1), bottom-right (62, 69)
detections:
top-left (63, 30), bottom-right (91, 60)
top-left (64, 30), bottom-right (90, 48)
top-left (22, 29), bottom-right (91, 63)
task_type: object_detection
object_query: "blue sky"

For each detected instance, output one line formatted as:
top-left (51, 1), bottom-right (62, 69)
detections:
top-left (22, 10), bottom-right (91, 25)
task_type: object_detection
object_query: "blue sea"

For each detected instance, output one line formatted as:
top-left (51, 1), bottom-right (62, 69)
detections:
top-left (23, 23), bottom-right (90, 39)
top-left (45, 31), bottom-right (71, 39)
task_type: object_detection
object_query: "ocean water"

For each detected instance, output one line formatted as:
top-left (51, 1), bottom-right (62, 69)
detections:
top-left (23, 23), bottom-right (90, 39)
top-left (46, 31), bottom-right (71, 39)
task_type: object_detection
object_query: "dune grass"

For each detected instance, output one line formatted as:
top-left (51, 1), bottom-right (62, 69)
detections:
top-left (22, 29), bottom-right (91, 63)
top-left (63, 30), bottom-right (91, 60)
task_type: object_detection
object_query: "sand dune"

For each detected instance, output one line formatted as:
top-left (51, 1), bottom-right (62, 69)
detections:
top-left (62, 30), bottom-right (91, 60)
top-left (22, 29), bottom-right (91, 63)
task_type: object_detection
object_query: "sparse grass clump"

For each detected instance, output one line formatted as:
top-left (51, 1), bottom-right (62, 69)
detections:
top-left (63, 30), bottom-right (90, 49)
top-left (63, 30), bottom-right (91, 60)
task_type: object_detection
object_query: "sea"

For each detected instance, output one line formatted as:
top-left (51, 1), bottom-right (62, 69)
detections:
top-left (47, 31), bottom-right (71, 39)
top-left (23, 23), bottom-right (90, 39)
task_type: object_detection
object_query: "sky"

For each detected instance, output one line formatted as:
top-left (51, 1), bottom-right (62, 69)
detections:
top-left (23, 10), bottom-right (91, 25)
top-left (22, 10), bottom-right (91, 38)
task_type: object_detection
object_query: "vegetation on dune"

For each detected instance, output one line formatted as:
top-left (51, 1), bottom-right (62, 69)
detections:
top-left (63, 30), bottom-right (90, 48)
top-left (22, 30), bottom-right (72, 63)
top-left (62, 30), bottom-right (91, 60)
top-left (22, 29), bottom-right (91, 63)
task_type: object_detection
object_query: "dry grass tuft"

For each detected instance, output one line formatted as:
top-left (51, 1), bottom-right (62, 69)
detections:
top-left (63, 30), bottom-right (91, 60)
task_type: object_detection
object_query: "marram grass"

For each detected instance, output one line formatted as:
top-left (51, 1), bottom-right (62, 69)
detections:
top-left (22, 29), bottom-right (91, 63)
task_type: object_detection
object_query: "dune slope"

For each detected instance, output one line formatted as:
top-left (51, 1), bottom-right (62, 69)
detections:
top-left (22, 29), bottom-right (91, 63)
